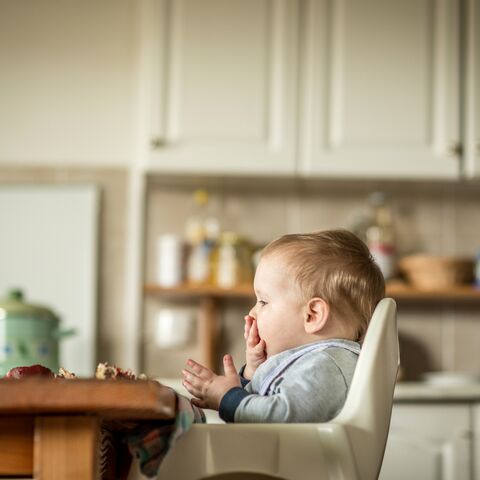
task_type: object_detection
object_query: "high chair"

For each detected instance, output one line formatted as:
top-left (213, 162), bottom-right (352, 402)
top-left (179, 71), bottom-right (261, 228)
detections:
top-left (158, 298), bottom-right (399, 480)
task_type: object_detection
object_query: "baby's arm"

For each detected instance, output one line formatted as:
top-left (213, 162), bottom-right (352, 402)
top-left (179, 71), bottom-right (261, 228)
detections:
top-left (221, 353), bottom-right (349, 423)
top-left (243, 315), bottom-right (266, 379)
top-left (182, 355), bottom-right (241, 410)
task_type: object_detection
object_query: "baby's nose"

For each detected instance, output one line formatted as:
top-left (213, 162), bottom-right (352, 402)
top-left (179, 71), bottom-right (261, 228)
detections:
top-left (248, 305), bottom-right (256, 319)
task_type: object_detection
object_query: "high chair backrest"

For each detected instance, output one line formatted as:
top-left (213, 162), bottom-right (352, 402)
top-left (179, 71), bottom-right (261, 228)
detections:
top-left (334, 297), bottom-right (399, 480)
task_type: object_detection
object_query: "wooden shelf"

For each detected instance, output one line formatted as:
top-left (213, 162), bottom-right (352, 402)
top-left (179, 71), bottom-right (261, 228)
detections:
top-left (144, 283), bottom-right (254, 299)
top-left (385, 282), bottom-right (480, 301)
top-left (145, 282), bottom-right (480, 301)
top-left (144, 282), bottom-right (480, 371)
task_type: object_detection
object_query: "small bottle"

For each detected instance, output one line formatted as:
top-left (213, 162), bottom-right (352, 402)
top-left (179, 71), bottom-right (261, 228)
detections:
top-left (185, 189), bottom-right (209, 246)
top-left (214, 232), bottom-right (254, 289)
top-left (365, 192), bottom-right (396, 280)
top-left (184, 189), bottom-right (220, 285)
top-left (215, 232), bottom-right (240, 288)
top-left (186, 242), bottom-right (211, 284)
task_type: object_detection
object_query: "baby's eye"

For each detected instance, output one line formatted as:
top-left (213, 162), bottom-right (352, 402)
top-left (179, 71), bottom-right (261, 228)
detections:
top-left (258, 300), bottom-right (267, 307)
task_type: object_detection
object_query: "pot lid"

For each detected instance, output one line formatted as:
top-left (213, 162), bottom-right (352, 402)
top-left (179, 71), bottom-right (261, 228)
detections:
top-left (0, 289), bottom-right (59, 321)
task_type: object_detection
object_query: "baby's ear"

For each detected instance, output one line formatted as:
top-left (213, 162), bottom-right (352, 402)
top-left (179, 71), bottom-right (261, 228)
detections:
top-left (304, 297), bottom-right (330, 334)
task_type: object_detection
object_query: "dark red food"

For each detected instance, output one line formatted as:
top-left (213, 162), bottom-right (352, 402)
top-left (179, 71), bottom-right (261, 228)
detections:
top-left (6, 364), bottom-right (55, 379)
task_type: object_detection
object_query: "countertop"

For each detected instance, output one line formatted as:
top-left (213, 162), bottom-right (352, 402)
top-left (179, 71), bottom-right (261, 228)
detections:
top-left (159, 377), bottom-right (480, 406)
top-left (394, 381), bottom-right (480, 402)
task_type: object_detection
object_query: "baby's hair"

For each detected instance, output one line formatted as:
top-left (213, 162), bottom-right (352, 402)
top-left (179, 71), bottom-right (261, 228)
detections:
top-left (261, 229), bottom-right (385, 341)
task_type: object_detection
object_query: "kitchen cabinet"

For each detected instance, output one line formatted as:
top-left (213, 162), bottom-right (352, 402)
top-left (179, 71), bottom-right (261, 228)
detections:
top-left (140, 0), bottom-right (299, 176)
top-left (464, 0), bottom-right (480, 178)
top-left (299, 0), bottom-right (460, 179)
top-left (140, 0), bottom-right (464, 179)
top-left (474, 404), bottom-right (480, 479)
top-left (380, 404), bottom-right (472, 480)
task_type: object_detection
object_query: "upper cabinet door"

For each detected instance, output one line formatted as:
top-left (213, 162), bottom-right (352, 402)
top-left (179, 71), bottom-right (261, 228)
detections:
top-left (141, 0), bottom-right (299, 175)
top-left (463, 0), bottom-right (479, 178)
top-left (299, 0), bottom-right (461, 179)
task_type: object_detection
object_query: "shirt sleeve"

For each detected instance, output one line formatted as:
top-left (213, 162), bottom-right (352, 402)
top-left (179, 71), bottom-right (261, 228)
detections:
top-left (233, 351), bottom-right (352, 423)
top-left (238, 364), bottom-right (251, 388)
top-left (219, 387), bottom-right (251, 422)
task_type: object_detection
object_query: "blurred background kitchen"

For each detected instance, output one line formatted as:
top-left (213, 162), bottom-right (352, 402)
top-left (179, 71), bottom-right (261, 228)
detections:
top-left (0, 0), bottom-right (479, 478)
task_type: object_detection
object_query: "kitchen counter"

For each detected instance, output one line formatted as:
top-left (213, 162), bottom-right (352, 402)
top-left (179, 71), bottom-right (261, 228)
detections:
top-left (394, 381), bottom-right (480, 402)
top-left (160, 377), bottom-right (480, 407)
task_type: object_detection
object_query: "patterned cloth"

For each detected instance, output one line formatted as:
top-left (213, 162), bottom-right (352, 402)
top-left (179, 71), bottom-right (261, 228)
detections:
top-left (124, 391), bottom-right (206, 478)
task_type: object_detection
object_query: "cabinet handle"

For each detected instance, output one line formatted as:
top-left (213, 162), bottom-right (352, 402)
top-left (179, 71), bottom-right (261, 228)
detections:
top-left (150, 137), bottom-right (166, 149)
top-left (477, 142), bottom-right (480, 155)
top-left (447, 142), bottom-right (462, 157)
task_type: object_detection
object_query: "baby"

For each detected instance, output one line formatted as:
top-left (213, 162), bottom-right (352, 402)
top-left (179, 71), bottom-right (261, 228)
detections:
top-left (182, 229), bottom-right (385, 423)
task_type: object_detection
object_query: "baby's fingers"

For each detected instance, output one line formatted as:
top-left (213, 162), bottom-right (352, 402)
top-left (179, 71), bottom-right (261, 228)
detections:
top-left (191, 397), bottom-right (208, 409)
top-left (248, 319), bottom-right (261, 347)
top-left (253, 338), bottom-right (266, 353)
top-left (244, 315), bottom-right (253, 340)
top-left (186, 359), bottom-right (212, 379)
top-left (182, 370), bottom-right (210, 400)
top-left (182, 378), bottom-right (199, 398)
top-left (247, 321), bottom-right (258, 347)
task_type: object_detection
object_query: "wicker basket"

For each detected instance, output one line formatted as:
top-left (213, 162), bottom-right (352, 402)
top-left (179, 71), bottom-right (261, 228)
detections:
top-left (399, 255), bottom-right (474, 290)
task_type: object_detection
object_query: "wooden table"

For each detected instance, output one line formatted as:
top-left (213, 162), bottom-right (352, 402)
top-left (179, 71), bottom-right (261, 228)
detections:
top-left (0, 378), bottom-right (176, 480)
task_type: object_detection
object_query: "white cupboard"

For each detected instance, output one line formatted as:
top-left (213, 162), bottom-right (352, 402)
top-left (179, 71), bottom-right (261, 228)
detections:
top-left (140, 0), bottom-right (299, 176)
top-left (141, 0), bottom-right (464, 179)
top-left (463, 0), bottom-right (480, 178)
top-left (473, 405), bottom-right (480, 479)
top-left (380, 404), bottom-right (472, 480)
top-left (298, 0), bottom-right (461, 179)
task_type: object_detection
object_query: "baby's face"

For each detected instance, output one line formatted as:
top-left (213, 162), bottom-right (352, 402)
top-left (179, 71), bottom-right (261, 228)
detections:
top-left (248, 254), bottom-right (307, 358)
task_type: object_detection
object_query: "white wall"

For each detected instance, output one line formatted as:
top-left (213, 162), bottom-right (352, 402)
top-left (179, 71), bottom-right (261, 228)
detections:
top-left (0, 0), bottom-right (135, 166)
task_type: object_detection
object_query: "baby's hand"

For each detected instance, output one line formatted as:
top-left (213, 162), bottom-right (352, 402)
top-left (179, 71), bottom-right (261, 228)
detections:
top-left (182, 355), bottom-right (241, 410)
top-left (243, 315), bottom-right (266, 380)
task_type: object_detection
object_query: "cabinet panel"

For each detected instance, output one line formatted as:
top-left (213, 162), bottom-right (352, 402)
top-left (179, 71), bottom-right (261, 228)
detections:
top-left (143, 0), bottom-right (298, 175)
top-left (179, 2), bottom-right (267, 141)
top-left (380, 404), bottom-right (472, 480)
top-left (474, 405), bottom-right (480, 480)
top-left (464, 0), bottom-right (480, 178)
top-left (300, 0), bottom-right (460, 179)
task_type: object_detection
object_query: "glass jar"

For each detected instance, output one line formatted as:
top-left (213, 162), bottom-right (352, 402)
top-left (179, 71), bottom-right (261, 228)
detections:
top-left (365, 192), bottom-right (396, 280)
top-left (215, 232), bottom-right (253, 288)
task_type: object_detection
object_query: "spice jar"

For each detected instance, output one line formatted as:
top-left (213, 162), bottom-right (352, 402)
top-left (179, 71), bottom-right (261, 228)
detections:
top-left (215, 232), bottom-right (252, 288)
